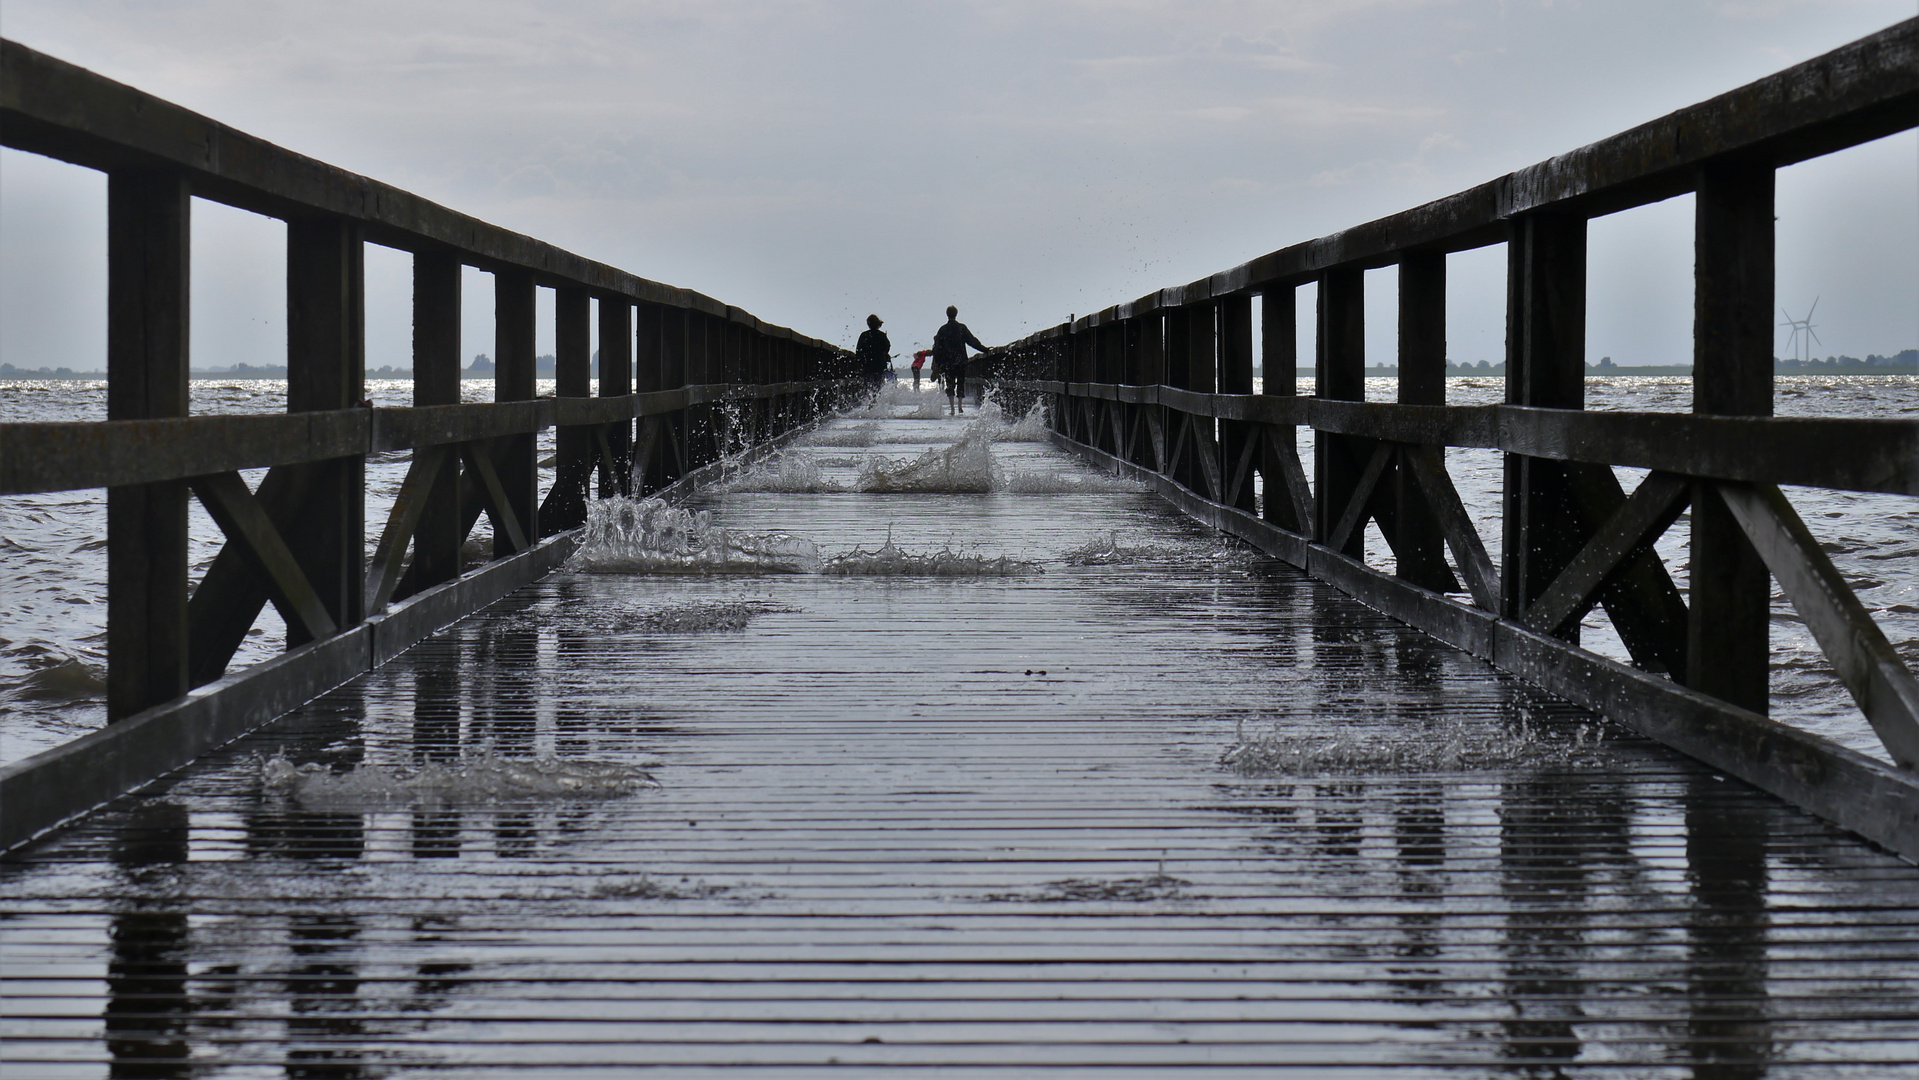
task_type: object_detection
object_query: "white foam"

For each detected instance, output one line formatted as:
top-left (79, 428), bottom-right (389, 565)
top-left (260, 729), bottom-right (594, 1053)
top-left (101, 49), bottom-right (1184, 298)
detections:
top-left (569, 496), bottom-right (823, 574)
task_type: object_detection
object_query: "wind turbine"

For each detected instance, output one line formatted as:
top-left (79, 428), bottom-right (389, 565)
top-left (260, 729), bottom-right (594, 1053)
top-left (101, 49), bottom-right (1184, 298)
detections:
top-left (1780, 298), bottom-right (1821, 365)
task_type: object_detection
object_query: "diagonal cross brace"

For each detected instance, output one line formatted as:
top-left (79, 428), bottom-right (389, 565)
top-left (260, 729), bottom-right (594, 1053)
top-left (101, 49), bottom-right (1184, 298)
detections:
top-left (1262, 425), bottom-right (1314, 536)
top-left (364, 445), bottom-right (450, 615)
top-left (188, 471), bottom-right (337, 642)
top-left (463, 443), bottom-right (530, 555)
top-left (1522, 471), bottom-right (1690, 638)
top-left (1716, 481), bottom-right (1919, 769)
top-left (1327, 441), bottom-right (1393, 554)
top-left (1401, 445), bottom-right (1499, 611)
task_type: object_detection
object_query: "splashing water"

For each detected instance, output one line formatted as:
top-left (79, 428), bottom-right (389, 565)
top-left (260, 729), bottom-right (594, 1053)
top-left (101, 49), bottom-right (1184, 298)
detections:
top-left (729, 452), bottom-right (844, 493)
top-left (824, 530), bottom-right (1042, 577)
top-left (959, 398), bottom-right (1051, 443)
top-left (260, 751), bottom-right (658, 807)
top-left (569, 496), bottom-right (823, 574)
top-left (1220, 715), bottom-right (1604, 776)
top-left (628, 599), bottom-right (795, 633)
top-left (858, 431), bottom-right (999, 493)
top-left (1059, 531), bottom-right (1177, 566)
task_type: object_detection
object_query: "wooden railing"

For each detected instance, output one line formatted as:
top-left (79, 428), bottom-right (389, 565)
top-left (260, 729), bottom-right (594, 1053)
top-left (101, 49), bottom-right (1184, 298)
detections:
top-left (0, 39), bottom-right (857, 847)
top-left (993, 19), bottom-right (1919, 857)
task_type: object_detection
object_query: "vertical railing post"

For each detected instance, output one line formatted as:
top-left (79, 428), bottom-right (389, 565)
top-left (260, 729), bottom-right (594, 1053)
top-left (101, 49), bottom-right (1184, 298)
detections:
top-left (661, 307), bottom-right (689, 483)
top-left (633, 302), bottom-right (666, 492)
top-left (542, 285), bottom-right (592, 534)
top-left (1501, 214), bottom-right (1587, 624)
top-left (1391, 252), bottom-right (1458, 591)
top-left (1316, 268), bottom-right (1366, 557)
top-left (285, 216), bottom-right (366, 639)
top-left (1136, 313), bottom-right (1165, 471)
top-left (493, 269), bottom-right (537, 553)
top-left (106, 169), bottom-right (191, 720)
top-left (1163, 308), bottom-right (1192, 489)
top-left (407, 248), bottom-right (463, 592)
top-left (1688, 161), bottom-right (1776, 712)
top-left (1218, 295), bottom-right (1255, 512)
top-left (599, 298), bottom-right (633, 498)
top-left (1260, 285), bottom-right (1301, 531)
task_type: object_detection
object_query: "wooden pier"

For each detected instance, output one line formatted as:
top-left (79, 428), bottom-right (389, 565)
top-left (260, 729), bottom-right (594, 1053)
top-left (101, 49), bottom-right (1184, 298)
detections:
top-left (3, 20), bottom-right (1919, 1075)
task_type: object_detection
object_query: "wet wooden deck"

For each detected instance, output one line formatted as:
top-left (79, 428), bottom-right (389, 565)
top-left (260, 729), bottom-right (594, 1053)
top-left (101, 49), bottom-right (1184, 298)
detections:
top-left (4, 405), bottom-right (1918, 1076)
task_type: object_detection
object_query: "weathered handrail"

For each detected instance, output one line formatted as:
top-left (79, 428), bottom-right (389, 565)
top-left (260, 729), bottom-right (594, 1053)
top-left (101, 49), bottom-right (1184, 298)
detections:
top-left (995, 18), bottom-right (1919, 857)
top-left (0, 39), bottom-right (859, 849)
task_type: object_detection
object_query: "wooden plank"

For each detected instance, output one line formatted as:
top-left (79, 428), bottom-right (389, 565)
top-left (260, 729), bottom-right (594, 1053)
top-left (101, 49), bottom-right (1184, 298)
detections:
top-left (1520, 471), bottom-right (1689, 638)
top-left (104, 167), bottom-right (190, 722)
top-left (188, 471), bottom-right (338, 641)
top-left (1716, 481), bottom-right (1919, 768)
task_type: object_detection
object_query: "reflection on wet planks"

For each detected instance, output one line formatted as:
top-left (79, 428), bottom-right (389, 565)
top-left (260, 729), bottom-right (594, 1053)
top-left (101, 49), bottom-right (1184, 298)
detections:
top-left (4, 415), bottom-right (1918, 1076)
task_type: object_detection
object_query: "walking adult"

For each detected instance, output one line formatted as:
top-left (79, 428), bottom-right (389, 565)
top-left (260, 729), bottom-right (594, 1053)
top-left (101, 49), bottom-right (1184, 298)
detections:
top-left (932, 305), bottom-right (987, 415)
top-left (855, 314), bottom-right (890, 393)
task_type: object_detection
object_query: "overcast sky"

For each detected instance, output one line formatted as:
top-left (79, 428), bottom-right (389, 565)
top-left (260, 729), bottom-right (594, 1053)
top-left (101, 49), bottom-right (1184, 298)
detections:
top-left (2, 1), bottom-right (1915, 375)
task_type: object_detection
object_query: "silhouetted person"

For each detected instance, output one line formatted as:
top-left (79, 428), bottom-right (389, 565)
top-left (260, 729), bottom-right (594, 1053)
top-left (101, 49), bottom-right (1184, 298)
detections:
top-left (856, 314), bottom-right (890, 392)
top-left (933, 305), bottom-right (986, 415)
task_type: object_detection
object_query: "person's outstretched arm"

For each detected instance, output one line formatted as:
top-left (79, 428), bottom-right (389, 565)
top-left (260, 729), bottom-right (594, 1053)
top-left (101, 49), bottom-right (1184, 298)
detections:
top-left (965, 328), bottom-right (987, 353)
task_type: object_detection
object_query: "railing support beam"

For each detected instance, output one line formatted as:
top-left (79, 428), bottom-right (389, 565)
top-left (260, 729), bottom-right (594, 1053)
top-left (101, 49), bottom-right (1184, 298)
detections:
top-left (1501, 214), bottom-right (1586, 626)
top-left (105, 169), bottom-right (191, 721)
top-left (1688, 160), bottom-right (1776, 712)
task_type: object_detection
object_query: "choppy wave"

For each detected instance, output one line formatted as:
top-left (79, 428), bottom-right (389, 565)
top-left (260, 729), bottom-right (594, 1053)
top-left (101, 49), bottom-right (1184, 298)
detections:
top-left (568, 497), bottom-right (823, 574)
top-left (1220, 714), bottom-right (1605, 775)
top-left (260, 751), bottom-right (657, 807)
